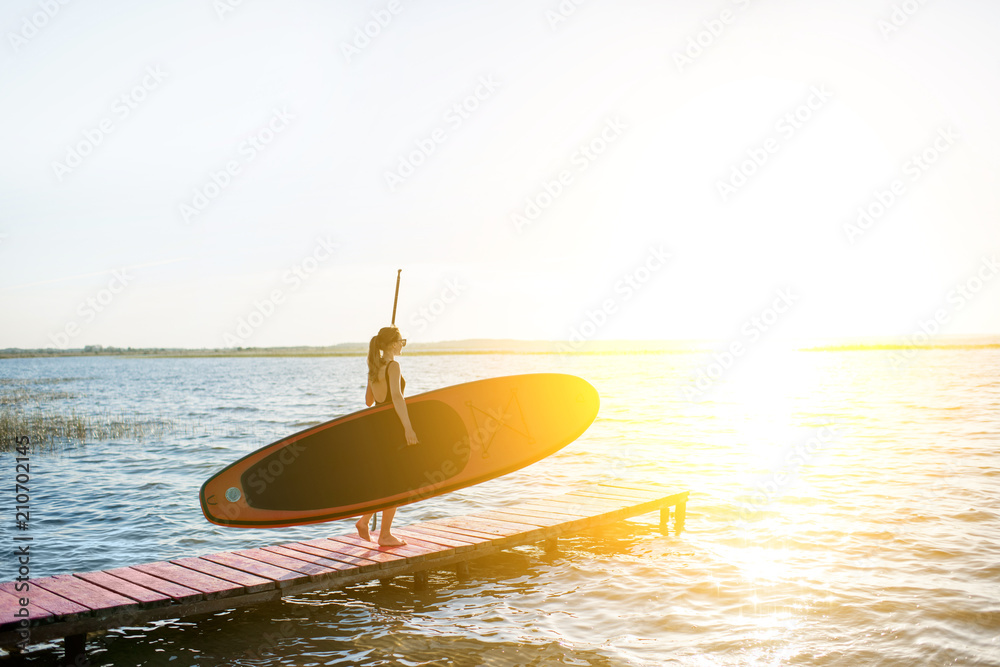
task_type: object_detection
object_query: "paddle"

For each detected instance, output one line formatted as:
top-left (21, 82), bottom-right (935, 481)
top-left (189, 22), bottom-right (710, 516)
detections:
top-left (391, 268), bottom-right (401, 325)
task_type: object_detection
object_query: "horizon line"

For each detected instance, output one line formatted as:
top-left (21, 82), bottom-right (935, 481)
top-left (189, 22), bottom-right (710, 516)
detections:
top-left (2, 334), bottom-right (1000, 359)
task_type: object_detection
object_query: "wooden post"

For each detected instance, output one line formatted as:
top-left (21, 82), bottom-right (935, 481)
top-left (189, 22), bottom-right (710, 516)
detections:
top-left (6, 645), bottom-right (26, 667)
top-left (659, 506), bottom-right (670, 534)
top-left (413, 570), bottom-right (428, 590)
top-left (455, 561), bottom-right (469, 578)
top-left (64, 633), bottom-right (86, 665)
top-left (545, 538), bottom-right (558, 553)
top-left (675, 499), bottom-right (686, 535)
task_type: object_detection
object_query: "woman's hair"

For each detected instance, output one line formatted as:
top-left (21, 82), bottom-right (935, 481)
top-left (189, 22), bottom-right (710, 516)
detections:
top-left (367, 326), bottom-right (402, 382)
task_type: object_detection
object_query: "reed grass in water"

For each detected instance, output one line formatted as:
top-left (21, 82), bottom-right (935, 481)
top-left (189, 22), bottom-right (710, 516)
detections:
top-left (0, 378), bottom-right (174, 451)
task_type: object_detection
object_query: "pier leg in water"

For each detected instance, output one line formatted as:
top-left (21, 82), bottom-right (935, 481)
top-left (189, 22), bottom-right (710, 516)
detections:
top-left (675, 499), bottom-right (686, 535)
top-left (660, 506), bottom-right (670, 535)
top-left (65, 634), bottom-right (86, 664)
top-left (6, 646), bottom-right (25, 667)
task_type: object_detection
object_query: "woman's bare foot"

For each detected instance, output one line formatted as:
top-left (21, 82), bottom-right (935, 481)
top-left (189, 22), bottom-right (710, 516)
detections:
top-left (378, 532), bottom-right (407, 547)
top-left (356, 517), bottom-right (371, 541)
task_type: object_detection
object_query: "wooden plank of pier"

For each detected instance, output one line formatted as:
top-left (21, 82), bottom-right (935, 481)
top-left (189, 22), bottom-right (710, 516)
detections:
top-left (0, 484), bottom-right (687, 660)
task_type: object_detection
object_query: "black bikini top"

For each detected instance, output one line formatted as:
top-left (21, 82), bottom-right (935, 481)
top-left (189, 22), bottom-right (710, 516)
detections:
top-left (374, 360), bottom-right (405, 405)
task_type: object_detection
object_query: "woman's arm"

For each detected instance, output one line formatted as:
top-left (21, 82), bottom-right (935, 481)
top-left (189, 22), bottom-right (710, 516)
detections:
top-left (365, 380), bottom-right (374, 407)
top-left (386, 361), bottom-right (418, 445)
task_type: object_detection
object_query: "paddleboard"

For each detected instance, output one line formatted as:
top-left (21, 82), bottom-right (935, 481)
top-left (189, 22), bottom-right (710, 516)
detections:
top-left (200, 373), bottom-right (599, 528)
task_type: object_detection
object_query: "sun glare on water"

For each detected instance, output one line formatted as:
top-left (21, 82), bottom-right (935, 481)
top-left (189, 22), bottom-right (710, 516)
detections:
top-left (711, 344), bottom-right (826, 459)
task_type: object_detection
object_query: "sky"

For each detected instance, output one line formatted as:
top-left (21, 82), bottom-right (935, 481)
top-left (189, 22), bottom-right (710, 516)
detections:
top-left (1, 0), bottom-right (998, 349)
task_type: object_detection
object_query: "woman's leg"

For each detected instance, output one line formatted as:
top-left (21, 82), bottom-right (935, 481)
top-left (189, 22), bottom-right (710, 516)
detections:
top-left (378, 507), bottom-right (407, 546)
top-left (356, 513), bottom-right (374, 541)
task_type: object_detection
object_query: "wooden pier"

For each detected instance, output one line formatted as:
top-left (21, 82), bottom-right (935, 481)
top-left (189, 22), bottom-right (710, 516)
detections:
top-left (1, 483), bottom-right (687, 662)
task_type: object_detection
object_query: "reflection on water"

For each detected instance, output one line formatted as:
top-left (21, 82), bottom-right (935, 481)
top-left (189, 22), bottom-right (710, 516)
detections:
top-left (0, 349), bottom-right (998, 665)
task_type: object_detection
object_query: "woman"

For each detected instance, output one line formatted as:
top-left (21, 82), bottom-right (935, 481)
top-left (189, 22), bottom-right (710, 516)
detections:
top-left (356, 326), bottom-right (419, 546)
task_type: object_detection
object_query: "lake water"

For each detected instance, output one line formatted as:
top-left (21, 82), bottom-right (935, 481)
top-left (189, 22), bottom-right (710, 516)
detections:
top-left (1, 348), bottom-right (998, 666)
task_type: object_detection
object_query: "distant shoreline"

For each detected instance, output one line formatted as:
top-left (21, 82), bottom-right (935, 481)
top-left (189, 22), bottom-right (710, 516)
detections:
top-left (0, 347), bottom-right (703, 359)
top-left (1, 337), bottom-right (998, 359)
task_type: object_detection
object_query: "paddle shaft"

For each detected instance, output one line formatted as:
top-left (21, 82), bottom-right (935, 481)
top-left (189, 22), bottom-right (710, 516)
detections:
top-left (390, 269), bottom-right (401, 325)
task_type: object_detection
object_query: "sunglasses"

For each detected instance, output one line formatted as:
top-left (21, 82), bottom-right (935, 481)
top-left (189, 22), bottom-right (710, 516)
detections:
top-left (395, 338), bottom-right (406, 347)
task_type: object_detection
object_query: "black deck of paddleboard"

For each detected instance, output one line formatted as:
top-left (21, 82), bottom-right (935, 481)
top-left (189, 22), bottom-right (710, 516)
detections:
top-left (244, 400), bottom-right (470, 511)
top-left (0, 484), bottom-right (688, 662)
